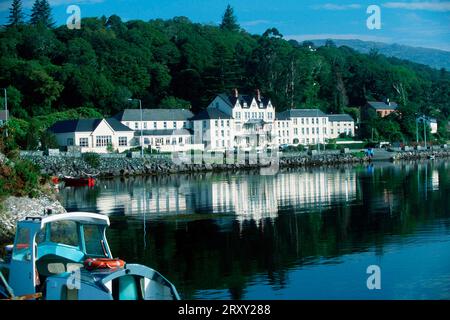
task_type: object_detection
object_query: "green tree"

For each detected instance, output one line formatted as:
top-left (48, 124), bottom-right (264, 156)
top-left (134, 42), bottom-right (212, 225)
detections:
top-left (8, 0), bottom-right (24, 27)
top-left (220, 5), bottom-right (239, 32)
top-left (30, 0), bottom-right (54, 28)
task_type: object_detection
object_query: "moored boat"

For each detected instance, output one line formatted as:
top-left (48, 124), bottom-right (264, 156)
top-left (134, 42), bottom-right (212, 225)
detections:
top-left (0, 212), bottom-right (180, 300)
top-left (63, 176), bottom-right (96, 187)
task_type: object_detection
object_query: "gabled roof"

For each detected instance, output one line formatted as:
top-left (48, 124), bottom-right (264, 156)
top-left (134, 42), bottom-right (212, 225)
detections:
top-left (217, 93), bottom-right (271, 109)
top-left (115, 109), bottom-right (194, 121)
top-left (367, 101), bottom-right (398, 110)
top-left (49, 118), bottom-right (133, 134)
top-left (276, 109), bottom-right (326, 120)
top-left (191, 108), bottom-right (232, 120)
top-left (327, 114), bottom-right (354, 122)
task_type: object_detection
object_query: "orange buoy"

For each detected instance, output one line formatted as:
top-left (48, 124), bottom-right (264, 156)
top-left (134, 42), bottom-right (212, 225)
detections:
top-left (84, 258), bottom-right (125, 271)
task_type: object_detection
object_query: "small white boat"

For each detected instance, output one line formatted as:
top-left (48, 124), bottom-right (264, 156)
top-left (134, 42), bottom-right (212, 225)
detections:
top-left (0, 212), bottom-right (180, 300)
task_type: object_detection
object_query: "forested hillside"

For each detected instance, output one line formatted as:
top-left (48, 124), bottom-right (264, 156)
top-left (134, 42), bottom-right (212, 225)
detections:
top-left (0, 2), bottom-right (449, 145)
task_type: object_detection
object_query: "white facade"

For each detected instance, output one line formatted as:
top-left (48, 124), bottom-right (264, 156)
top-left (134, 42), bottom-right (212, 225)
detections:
top-left (275, 109), bottom-right (330, 146)
top-left (327, 115), bottom-right (355, 139)
top-left (201, 92), bottom-right (277, 151)
top-left (115, 109), bottom-right (201, 152)
top-left (51, 119), bottom-right (134, 154)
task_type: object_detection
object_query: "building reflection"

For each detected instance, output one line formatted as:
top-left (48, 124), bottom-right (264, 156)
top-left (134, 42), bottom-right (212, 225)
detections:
top-left (60, 167), bottom-right (359, 222)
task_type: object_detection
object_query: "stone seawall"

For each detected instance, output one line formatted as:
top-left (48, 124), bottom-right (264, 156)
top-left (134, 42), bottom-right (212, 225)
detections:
top-left (20, 149), bottom-right (449, 178)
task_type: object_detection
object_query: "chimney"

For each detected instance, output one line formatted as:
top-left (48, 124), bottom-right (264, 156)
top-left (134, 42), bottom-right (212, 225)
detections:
top-left (255, 89), bottom-right (261, 101)
top-left (232, 88), bottom-right (238, 98)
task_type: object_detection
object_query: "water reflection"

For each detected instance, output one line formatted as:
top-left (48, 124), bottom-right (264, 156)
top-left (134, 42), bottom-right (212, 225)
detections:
top-left (59, 160), bottom-right (450, 300)
top-left (60, 166), bottom-right (359, 222)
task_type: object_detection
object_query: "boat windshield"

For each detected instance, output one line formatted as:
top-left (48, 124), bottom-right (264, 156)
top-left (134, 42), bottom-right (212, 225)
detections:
top-left (83, 224), bottom-right (108, 257)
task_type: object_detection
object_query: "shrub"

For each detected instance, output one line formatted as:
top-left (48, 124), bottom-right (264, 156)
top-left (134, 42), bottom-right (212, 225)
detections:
top-left (0, 159), bottom-right (42, 198)
top-left (82, 152), bottom-right (100, 168)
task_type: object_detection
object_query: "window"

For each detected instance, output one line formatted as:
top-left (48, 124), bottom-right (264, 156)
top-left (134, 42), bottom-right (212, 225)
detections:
top-left (236, 112), bottom-right (241, 119)
top-left (183, 122), bottom-right (187, 128)
top-left (119, 137), bottom-right (128, 146)
top-left (135, 122), bottom-right (138, 129)
top-left (144, 138), bottom-right (150, 145)
top-left (96, 136), bottom-right (112, 147)
top-left (163, 122), bottom-right (167, 129)
top-left (203, 121), bottom-right (207, 129)
top-left (172, 138), bottom-right (176, 145)
top-left (12, 227), bottom-right (30, 261)
top-left (302, 128), bottom-right (305, 134)
top-left (306, 128), bottom-right (309, 134)
top-left (227, 120), bottom-right (230, 127)
top-left (50, 221), bottom-right (79, 247)
top-left (301, 118), bottom-right (304, 124)
top-left (179, 137), bottom-right (183, 143)
top-left (221, 130), bottom-right (224, 137)
top-left (144, 122), bottom-right (147, 129)
top-left (83, 225), bottom-right (107, 257)
top-left (153, 122), bottom-right (157, 129)
top-left (166, 138), bottom-right (170, 145)
top-left (79, 138), bottom-right (88, 147)
top-left (221, 120), bottom-right (224, 126)
top-left (173, 121), bottom-right (177, 128)
top-left (294, 118), bottom-right (298, 125)
top-left (306, 118), bottom-right (309, 125)
top-left (67, 138), bottom-right (74, 146)
top-left (294, 128), bottom-right (298, 135)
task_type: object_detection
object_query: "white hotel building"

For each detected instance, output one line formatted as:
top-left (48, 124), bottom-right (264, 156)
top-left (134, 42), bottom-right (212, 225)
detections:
top-left (49, 90), bottom-right (355, 153)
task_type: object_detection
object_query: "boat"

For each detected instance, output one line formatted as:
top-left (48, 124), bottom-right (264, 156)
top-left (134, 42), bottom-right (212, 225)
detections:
top-left (63, 176), bottom-right (96, 187)
top-left (0, 212), bottom-right (180, 300)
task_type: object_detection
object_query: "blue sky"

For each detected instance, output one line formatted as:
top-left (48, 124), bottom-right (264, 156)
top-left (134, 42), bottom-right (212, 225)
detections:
top-left (0, 0), bottom-right (449, 51)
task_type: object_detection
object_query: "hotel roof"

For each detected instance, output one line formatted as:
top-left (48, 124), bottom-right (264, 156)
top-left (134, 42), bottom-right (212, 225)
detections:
top-left (115, 109), bottom-right (194, 122)
top-left (327, 114), bottom-right (354, 122)
top-left (49, 118), bottom-right (133, 134)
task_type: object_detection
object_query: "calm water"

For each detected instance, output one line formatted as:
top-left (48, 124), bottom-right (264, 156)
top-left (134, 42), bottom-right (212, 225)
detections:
top-left (59, 160), bottom-right (450, 300)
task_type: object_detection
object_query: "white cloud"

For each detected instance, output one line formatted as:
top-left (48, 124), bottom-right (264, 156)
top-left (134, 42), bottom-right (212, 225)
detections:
top-left (383, 1), bottom-right (450, 12)
top-left (241, 20), bottom-right (271, 27)
top-left (285, 34), bottom-right (392, 43)
top-left (311, 3), bottom-right (362, 10)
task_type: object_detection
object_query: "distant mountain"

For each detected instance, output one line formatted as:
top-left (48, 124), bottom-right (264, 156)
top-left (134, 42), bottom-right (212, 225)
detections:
top-left (310, 39), bottom-right (450, 70)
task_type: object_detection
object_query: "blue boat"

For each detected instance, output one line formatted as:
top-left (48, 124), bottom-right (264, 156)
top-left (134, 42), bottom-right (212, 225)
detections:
top-left (0, 212), bottom-right (180, 300)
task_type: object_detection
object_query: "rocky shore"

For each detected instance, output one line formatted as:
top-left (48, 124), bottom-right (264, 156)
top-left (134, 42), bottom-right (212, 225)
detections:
top-left (21, 153), bottom-right (368, 178)
top-left (0, 195), bottom-right (66, 243)
top-left (20, 149), bottom-right (450, 178)
top-left (392, 149), bottom-right (450, 161)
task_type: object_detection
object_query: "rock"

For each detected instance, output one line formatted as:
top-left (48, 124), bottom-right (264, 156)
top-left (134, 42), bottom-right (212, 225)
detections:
top-left (0, 195), bottom-right (66, 243)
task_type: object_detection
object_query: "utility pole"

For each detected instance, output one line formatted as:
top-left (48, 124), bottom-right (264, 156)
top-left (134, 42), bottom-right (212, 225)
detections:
top-left (423, 117), bottom-right (427, 149)
top-left (128, 98), bottom-right (144, 157)
top-left (2, 88), bottom-right (7, 137)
